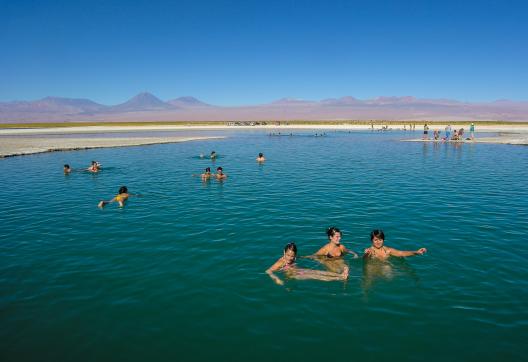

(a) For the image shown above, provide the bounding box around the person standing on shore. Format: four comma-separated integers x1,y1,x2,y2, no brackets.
470,123,475,140
445,124,452,140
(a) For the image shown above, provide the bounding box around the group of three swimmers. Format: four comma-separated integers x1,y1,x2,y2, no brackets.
266,227,427,285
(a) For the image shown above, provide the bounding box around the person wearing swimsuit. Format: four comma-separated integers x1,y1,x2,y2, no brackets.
214,166,227,180
313,227,359,259
98,186,136,208
87,160,101,173
201,167,212,181
363,229,427,260
266,243,349,285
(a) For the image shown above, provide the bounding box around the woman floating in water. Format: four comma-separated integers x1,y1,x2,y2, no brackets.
266,243,349,285
313,227,359,259
214,166,227,180
87,160,101,173
98,186,136,208
363,229,427,259
256,153,266,162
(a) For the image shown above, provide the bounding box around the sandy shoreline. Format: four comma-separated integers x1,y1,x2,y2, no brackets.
0,136,224,158
1,124,527,158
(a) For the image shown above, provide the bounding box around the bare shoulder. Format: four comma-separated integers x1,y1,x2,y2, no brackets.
268,258,285,272
315,243,330,255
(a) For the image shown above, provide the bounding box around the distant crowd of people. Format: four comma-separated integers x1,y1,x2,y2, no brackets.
423,123,476,141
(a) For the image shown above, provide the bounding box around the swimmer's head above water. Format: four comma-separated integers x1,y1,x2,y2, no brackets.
326,226,342,245
370,229,385,248
283,242,297,263
118,186,128,194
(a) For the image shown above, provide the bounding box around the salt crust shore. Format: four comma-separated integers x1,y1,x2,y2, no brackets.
1,124,527,158
0,136,224,158
1,124,528,135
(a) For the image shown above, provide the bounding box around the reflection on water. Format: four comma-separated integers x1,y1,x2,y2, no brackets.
361,258,420,295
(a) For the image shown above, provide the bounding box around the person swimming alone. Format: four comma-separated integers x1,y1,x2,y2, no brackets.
256,153,266,162
64,164,72,174
98,186,137,208
363,229,427,259
312,227,359,259
210,151,217,160
266,242,349,285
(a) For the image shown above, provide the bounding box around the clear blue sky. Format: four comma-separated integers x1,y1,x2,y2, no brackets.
1,0,527,105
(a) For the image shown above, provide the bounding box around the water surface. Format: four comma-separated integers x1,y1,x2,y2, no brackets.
1,130,527,361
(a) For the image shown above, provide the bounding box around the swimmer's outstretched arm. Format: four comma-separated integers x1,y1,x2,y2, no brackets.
342,245,359,258
387,247,427,257
266,259,285,286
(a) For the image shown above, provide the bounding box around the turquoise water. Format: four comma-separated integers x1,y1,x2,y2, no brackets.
1,130,527,361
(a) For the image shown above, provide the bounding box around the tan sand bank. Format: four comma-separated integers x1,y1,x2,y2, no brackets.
0,136,223,158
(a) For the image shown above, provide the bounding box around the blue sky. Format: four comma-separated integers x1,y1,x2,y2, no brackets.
1,0,527,105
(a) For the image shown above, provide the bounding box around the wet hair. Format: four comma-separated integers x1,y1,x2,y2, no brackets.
211,151,216,155
91,161,97,165
284,242,297,255
258,153,263,157
64,164,70,168
205,167,211,172
326,226,341,239
217,166,223,171
370,229,385,241
118,186,128,194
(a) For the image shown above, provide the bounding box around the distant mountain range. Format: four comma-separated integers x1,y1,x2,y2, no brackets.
1,92,527,122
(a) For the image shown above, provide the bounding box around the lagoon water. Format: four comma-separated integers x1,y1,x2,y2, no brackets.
1,130,527,361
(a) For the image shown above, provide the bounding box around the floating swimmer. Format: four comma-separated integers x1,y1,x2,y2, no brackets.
266,242,349,285
63,164,72,174
98,186,138,208
214,166,227,180
312,227,359,259
256,152,266,162
87,160,101,173
363,229,427,259
210,151,217,160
